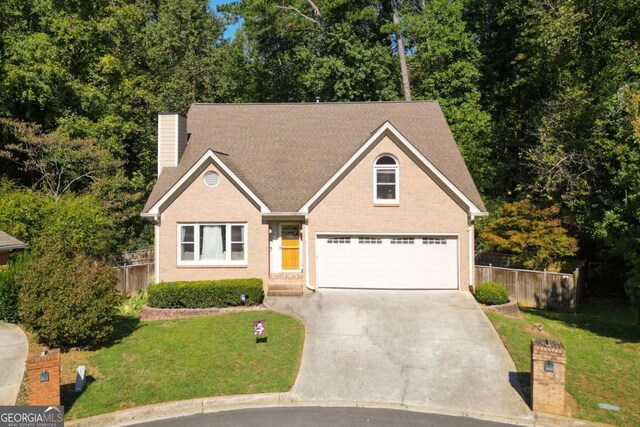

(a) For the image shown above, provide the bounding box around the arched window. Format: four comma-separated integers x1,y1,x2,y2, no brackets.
374,155,399,203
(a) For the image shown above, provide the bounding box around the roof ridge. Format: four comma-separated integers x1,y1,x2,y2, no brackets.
190,101,438,106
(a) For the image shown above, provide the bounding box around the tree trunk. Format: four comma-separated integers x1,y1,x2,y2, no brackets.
392,0,411,101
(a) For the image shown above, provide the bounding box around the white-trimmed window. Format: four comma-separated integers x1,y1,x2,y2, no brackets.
374,155,399,203
178,223,246,264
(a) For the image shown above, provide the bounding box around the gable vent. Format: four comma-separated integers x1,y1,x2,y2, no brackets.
204,171,220,187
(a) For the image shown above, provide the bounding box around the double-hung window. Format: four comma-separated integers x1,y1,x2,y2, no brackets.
374,155,399,203
178,223,246,264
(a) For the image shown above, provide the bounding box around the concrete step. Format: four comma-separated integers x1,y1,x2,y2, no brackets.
267,282,304,297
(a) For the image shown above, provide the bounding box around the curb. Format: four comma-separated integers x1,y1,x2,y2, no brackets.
64,393,610,427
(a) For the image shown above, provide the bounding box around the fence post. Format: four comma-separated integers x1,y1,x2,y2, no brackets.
146,264,151,289
489,263,493,282
514,269,519,304
125,266,130,293
572,268,580,312
543,269,548,308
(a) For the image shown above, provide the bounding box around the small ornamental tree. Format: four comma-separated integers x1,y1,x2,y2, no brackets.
479,199,578,271
18,238,120,348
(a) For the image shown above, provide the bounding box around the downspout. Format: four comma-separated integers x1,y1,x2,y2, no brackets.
468,214,475,293
154,214,161,284
304,221,315,292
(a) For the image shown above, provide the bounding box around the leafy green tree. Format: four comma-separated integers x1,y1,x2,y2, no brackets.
0,118,123,198
400,0,495,194
224,0,401,102
479,199,578,270
0,181,117,257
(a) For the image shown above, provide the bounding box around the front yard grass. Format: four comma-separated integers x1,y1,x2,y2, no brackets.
485,299,639,426
63,311,304,420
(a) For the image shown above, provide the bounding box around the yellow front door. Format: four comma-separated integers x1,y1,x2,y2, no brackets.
281,225,300,270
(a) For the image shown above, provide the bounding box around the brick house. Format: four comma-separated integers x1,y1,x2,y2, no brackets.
142,102,487,293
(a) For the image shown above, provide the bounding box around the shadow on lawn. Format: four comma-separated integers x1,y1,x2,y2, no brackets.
61,375,96,413
90,315,144,351
61,316,142,414
521,298,639,344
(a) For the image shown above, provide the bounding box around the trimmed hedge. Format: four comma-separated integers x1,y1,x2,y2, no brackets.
147,278,264,309
475,282,509,305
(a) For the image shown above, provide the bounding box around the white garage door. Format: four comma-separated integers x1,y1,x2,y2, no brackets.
316,235,458,289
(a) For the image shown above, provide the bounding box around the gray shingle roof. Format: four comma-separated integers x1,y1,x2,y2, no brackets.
143,101,486,214
0,230,27,251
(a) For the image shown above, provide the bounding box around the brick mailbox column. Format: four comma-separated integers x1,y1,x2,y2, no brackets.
531,339,566,414
27,349,61,406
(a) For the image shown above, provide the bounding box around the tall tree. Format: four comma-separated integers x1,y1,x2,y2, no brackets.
223,0,401,102
401,0,495,194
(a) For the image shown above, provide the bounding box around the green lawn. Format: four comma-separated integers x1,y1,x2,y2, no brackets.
485,299,639,426
64,311,304,420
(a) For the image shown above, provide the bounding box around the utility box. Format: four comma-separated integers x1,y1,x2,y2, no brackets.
531,339,566,414
27,349,61,406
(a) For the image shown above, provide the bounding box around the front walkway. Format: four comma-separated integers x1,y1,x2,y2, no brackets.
267,290,531,419
0,322,28,405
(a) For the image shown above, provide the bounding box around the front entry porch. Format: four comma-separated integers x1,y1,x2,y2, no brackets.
267,221,305,296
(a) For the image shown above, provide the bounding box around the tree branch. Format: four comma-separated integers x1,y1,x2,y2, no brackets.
304,0,321,18
276,5,319,24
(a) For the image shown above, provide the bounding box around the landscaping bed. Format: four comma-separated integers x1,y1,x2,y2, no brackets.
139,304,267,321
60,311,304,420
485,298,639,426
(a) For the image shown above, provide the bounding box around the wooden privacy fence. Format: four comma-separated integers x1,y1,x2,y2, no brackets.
114,263,154,293
475,265,584,312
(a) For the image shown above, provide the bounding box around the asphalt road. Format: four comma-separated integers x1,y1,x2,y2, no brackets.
134,407,519,427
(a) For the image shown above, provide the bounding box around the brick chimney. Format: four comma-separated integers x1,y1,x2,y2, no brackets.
157,112,187,175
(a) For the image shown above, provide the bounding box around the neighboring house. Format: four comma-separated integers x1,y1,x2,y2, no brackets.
0,230,27,267
142,102,488,292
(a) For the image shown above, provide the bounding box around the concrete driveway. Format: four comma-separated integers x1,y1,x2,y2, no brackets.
0,322,28,405
266,290,531,419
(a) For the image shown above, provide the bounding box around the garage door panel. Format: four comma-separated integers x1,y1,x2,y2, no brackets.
317,235,458,289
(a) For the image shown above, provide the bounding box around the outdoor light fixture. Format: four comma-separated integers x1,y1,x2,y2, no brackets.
40,370,49,382
544,360,555,372
240,294,247,305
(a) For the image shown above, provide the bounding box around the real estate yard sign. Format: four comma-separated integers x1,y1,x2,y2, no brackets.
253,320,267,344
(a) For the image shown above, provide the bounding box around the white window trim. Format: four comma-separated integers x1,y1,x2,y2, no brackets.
176,222,248,266
373,154,399,204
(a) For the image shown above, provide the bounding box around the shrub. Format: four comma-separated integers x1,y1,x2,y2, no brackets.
475,282,509,305
18,240,121,347
148,279,264,309
0,251,35,322
120,290,148,317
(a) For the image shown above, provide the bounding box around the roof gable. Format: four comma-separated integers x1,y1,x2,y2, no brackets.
143,149,270,216
300,122,484,214
143,102,487,215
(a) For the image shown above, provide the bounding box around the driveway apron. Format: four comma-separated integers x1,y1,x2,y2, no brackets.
266,290,531,419
0,321,28,405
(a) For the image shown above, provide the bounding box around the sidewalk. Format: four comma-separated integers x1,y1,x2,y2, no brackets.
0,321,28,405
